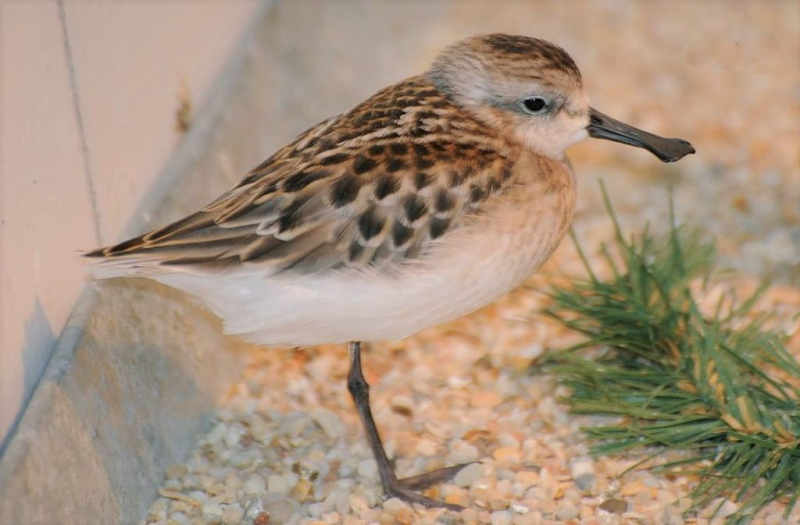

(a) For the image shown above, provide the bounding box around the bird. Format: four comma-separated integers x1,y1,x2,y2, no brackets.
85,34,694,510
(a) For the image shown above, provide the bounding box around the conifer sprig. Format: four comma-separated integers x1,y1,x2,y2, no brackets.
540,185,800,523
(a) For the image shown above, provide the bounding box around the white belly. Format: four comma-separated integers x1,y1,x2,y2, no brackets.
153,160,576,346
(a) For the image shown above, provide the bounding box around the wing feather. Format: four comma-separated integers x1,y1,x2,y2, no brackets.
87,76,521,276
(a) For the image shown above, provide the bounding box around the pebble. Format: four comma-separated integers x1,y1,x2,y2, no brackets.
469,391,503,408
201,499,222,517
490,499,510,511
221,505,244,525
492,447,521,463
620,481,648,496
267,473,296,495
454,463,485,487
395,508,415,525
266,500,295,523
491,510,513,525
166,465,189,479
149,498,169,521
700,498,739,519
188,491,208,504
167,513,188,525
570,460,596,490
460,508,479,523
381,498,409,514
356,459,377,479
224,425,242,448
243,475,266,495
230,453,254,469
253,511,271,525
311,409,345,439
347,494,369,514
556,503,578,521
599,498,627,515
512,513,540,525
415,438,438,456
334,493,349,515
206,423,227,445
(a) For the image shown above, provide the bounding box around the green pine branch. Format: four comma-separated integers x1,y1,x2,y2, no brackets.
537,183,800,524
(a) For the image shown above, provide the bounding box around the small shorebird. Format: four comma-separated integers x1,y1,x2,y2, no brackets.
86,34,694,509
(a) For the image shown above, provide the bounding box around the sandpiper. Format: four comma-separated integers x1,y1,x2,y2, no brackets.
86,34,694,510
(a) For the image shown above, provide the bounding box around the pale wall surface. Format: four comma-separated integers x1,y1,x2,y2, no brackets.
0,0,262,451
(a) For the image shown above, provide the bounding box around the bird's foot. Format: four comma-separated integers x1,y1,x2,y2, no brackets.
382,462,476,511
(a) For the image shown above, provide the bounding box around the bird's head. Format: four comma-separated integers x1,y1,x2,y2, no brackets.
427,34,694,163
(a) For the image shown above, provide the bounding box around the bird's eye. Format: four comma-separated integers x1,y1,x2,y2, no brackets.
522,97,547,114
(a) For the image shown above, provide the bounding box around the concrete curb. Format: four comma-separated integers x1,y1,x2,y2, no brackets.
0,2,276,523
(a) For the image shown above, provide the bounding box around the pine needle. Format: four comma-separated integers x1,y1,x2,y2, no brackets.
538,183,800,524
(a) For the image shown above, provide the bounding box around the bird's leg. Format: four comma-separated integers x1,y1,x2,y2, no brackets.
347,341,473,511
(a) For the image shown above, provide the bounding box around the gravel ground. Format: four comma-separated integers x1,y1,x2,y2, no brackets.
143,2,799,524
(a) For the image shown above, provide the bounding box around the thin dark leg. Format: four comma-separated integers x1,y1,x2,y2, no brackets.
347,341,473,511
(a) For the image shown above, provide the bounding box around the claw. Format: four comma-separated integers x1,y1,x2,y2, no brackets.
397,462,477,491
384,483,464,511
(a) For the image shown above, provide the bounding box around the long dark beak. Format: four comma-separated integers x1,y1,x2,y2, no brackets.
587,108,695,162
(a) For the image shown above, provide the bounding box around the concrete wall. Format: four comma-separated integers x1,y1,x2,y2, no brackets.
0,0,262,452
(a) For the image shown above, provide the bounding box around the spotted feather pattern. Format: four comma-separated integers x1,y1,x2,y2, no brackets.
88,76,522,274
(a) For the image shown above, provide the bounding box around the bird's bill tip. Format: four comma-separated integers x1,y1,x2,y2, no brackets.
587,107,695,163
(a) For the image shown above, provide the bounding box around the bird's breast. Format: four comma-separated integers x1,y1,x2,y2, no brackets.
422,152,577,305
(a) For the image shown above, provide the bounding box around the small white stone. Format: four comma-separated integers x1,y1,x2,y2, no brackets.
201,499,223,517
166,512,187,525
415,438,438,456
182,474,200,490
570,460,596,490
243,475,266,495
349,493,370,514
509,504,529,514
449,444,480,464
148,498,169,521
334,492,350,515
223,426,242,448
511,512,541,525
249,415,271,442
490,510,513,525
621,512,646,520
382,497,410,514
220,505,244,525
267,472,297,495
497,433,521,450
454,463,485,487
165,464,188,479
163,478,182,490
230,453,254,469
321,512,342,524
188,491,208,504
198,474,215,491
311,409,345,439
206,423,227,445
187,457,210,474
308,502,328,517
266,499,295,523
715,499,739,519
357,459,378,479
556,503,579,521
764,511,785,525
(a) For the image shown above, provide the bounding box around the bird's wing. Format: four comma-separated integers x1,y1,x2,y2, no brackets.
86,77,519,275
